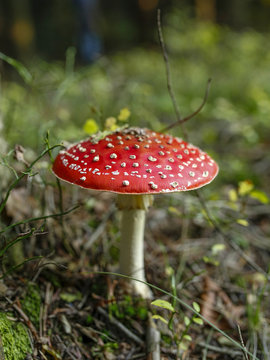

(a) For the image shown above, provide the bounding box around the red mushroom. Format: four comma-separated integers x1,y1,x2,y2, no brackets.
52,127,218,297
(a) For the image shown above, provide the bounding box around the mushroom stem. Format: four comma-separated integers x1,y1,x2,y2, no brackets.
117,194,153,298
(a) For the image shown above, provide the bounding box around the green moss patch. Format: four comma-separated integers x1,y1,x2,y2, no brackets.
0,313,32,360
21,282,41,328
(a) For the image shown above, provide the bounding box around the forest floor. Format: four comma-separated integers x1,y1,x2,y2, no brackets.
1,158,270,360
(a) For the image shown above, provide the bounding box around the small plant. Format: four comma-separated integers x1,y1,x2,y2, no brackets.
151,298,203,355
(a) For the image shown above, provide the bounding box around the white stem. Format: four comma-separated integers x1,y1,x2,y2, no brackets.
117,194,153,298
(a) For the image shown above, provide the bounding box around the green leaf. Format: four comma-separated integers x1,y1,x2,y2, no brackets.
184,316,191,326
211,243,226,255
178,341,189,351
152,314,168,324
183,334,192,341
238,180,253,196
151,299,175,312
250,190,269,204
237,219,249,227
60,292,82,303
193,317,204,325
192,302,201,313
0,52,32,84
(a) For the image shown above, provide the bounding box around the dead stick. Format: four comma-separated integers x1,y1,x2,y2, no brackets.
7,298,39,341
237,324,250,360
157,9,187,140
97,306,144,346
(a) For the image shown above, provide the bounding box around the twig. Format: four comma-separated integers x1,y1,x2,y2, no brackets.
237,323,250,360
161,78,212,133
0,205,80,234
146,314,160,360
157,9,187,140
97,306,144,346
7,297,39,341
198,342,243,357
0,144,63,214
42,282,52,338
0,256,43,280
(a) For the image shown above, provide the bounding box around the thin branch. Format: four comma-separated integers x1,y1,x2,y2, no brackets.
97,306,144,346
0,205,80,234
237,323,250,360
157,9,187,140
0,144,63,214
0,256,43,279
161,78,212,133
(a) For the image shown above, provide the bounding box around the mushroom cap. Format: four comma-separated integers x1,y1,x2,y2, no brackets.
52,127,218,194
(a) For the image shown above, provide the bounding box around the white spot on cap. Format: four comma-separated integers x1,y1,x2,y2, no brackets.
159,151,165,156
177,154,183,159
121,162,126,167
148,156,157,162
90,149,96,154
168,158,174,163
170,181,178,188
132,163,139,167
122,180,129,186
112,170,120,175
105,165,111,169
80,176,86,181
107,143,114,148
202,171,209,177
110,153,117,159
93,155,99,162
129,155,136,159
189,171,195,177
149,182,158,189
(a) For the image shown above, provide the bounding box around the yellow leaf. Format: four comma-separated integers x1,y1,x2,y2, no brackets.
105,117,117,131
211,243,226,255
118,107,131,121
83,118,99,135
152,314,168,324
237,219,249,226
168,206,182,216
151,299,175,312
238,180,254,196
250,190,269,204
228,189,238,202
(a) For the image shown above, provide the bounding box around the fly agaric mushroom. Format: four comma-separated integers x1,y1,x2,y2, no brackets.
52,127,218,297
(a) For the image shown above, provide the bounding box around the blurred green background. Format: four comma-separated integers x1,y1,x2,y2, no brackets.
1,0,270,192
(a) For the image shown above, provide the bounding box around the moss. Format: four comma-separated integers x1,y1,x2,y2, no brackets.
21,282,41,328
0,313,32,360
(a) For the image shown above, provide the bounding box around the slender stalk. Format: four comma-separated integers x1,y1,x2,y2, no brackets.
117,194,153,297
